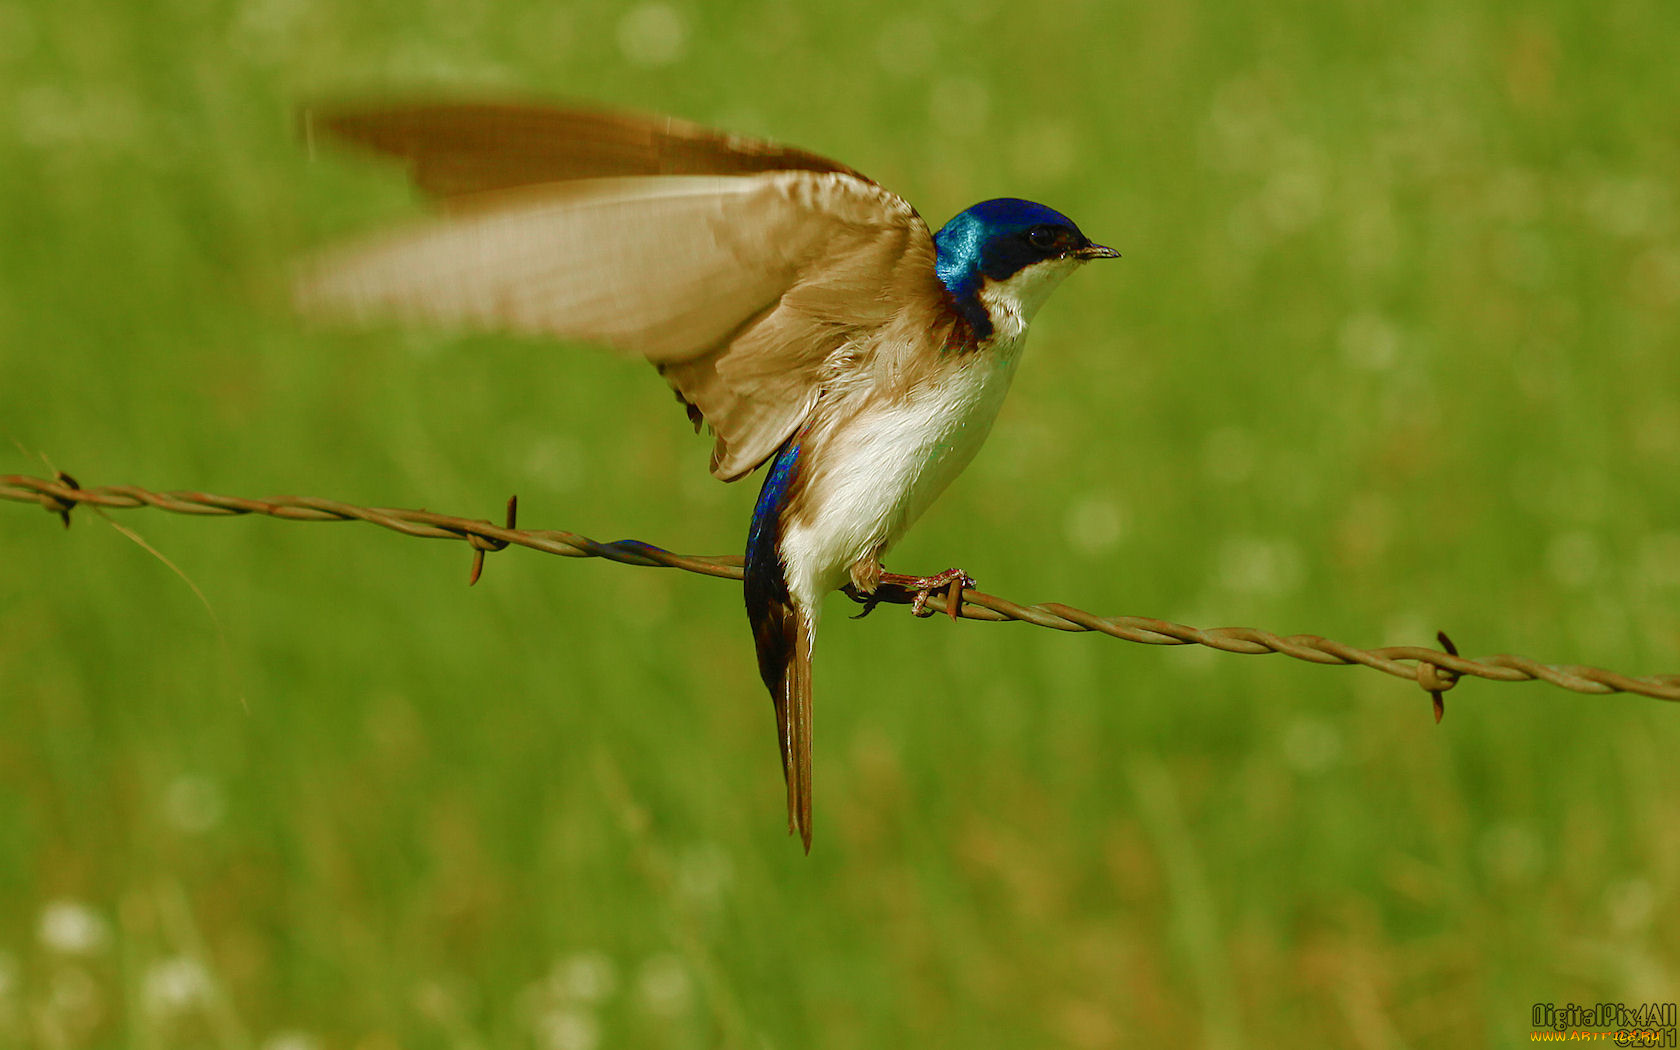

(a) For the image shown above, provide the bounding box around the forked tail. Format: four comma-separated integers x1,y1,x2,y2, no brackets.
748,596,815,851
744,437,816,851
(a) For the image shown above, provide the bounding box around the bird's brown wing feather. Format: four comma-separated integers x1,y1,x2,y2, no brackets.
306,101,870,206
297,165,940,480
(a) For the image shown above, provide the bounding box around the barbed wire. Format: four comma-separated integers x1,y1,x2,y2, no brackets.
5,471,1678,713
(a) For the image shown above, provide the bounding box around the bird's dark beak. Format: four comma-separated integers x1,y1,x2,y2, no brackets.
1074,242,1121,260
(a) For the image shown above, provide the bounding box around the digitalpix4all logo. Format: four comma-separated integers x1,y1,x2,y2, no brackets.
1530,1002,1679,1045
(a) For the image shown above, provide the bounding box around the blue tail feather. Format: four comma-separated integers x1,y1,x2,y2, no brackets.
744,437,812,847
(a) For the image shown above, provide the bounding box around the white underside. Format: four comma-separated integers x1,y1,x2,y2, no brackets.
774,258,1080,614
778,331,1027,611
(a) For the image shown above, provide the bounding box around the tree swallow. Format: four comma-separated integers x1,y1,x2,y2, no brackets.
296,101,1118,851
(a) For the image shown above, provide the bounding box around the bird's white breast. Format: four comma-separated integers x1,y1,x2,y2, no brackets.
779,331,1027,608
775,256,1080,610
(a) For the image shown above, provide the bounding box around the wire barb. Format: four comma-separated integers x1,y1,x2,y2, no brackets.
1418,630,1461,723
5,471,1678,706
43,470,79,528
467,495,518,585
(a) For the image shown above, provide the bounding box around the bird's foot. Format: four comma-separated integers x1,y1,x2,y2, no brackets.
880,568,975,621
845,587,887,620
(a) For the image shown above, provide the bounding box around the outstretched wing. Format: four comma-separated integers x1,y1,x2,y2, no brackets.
296,103,942,480
305,100,870,201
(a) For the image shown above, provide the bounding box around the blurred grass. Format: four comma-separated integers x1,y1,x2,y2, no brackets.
2,0,1678,1046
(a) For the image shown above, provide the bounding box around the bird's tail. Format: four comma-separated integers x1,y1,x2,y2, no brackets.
744,436,815,851
749,596,815,851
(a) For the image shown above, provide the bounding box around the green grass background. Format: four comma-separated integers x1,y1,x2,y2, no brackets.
3,0,1678,1046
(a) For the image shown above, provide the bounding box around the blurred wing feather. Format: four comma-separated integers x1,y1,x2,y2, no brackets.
307,101,870,204
297,167,938,479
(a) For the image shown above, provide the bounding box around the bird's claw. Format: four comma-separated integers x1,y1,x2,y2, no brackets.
884,568,975,622
846,588,887,620
842,568,976,621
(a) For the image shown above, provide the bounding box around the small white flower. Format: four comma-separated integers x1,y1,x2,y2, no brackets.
521,435,586,494
164,775,225,833
537,1006,600,1050
676,843,734,909
142,956,211,1017
1214,535,1305,597
1063,494,1127,557
636,953,691,1018
1338,312,1402,372
553,952,617,1004
38,900,109,956
616,3,687,68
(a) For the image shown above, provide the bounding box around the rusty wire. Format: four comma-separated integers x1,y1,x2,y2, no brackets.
5,471,1678,711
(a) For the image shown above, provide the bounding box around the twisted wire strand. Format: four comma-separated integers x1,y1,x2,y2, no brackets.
5,472,1677,706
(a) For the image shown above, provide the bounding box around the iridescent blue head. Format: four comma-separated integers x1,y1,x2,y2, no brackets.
932,198,1117,341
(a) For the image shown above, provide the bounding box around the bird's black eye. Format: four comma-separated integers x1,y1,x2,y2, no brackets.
1026,226,1061,251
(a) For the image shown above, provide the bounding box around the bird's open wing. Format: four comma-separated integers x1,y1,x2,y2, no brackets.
297,105,941,480
305,101,870,201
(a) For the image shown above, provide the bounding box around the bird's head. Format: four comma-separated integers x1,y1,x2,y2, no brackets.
933,198,1117,341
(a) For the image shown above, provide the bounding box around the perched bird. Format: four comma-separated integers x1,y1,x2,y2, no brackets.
295,101,1117,851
